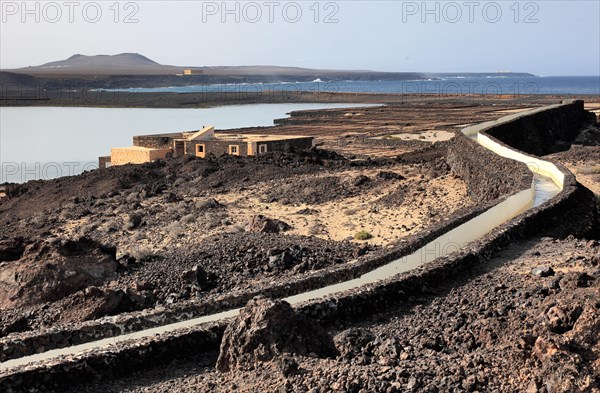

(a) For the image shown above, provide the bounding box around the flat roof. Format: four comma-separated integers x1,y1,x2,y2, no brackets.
134,132,312,142
112,146,169,152
135,132,183,138
209,133,312,142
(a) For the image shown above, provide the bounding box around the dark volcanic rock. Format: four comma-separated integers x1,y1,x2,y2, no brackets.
181,264,216,291
196,197,222,210
245,215,292,234
216,296,338,372
0,238,26,262
126,213,143,230
544,303,583,334
0,237,118,309
531,266,555,277
558,271,594,290
334,327,375,361
574,124,600,146
376,170,405,180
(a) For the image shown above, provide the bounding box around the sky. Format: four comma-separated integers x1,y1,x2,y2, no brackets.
1,0,599,75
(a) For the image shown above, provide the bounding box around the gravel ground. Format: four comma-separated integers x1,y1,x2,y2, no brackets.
67,236,600,393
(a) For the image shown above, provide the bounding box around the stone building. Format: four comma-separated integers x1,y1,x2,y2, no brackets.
99,126,314,167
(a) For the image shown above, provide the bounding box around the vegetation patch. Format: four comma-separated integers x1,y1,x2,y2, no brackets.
354,230,373,240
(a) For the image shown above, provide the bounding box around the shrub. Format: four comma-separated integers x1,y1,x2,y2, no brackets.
354,230,373,240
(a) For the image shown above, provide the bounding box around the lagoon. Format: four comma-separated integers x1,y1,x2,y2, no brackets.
0,103,370,183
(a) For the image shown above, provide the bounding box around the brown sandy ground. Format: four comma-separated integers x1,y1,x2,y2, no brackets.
65,236,600,393
548,146,600,197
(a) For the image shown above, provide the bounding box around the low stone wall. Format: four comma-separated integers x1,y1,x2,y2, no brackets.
474,104,597,238
0,200,501,363
446,134,531,203
1,101,597,392
0,130,533,364
1,322,226,393
260,137,314,153
355,136,430,150
485,100,596,156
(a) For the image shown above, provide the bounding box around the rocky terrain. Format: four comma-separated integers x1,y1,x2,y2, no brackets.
550,145,600,197
5,98,555,336
0,143,473,335
1,98,598,393
65,236,600,393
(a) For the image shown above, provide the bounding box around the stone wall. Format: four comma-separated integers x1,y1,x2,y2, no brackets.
446,134,532,203
485,100,596,156
133,135,174,149
188,140,250,157
183,137,314,157
111,147,172,166
0,323,226,393
260,137,314,153
98,156,111,170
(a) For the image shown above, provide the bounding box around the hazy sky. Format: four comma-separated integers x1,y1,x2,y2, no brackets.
1,1,599,75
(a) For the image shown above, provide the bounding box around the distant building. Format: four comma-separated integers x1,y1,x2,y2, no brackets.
99,126,314,168
182,69,203,75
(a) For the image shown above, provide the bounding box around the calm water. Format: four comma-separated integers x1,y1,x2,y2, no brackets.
0,103,373,183
108,76,600,96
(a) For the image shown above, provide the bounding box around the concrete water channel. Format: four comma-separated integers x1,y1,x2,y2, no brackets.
0,106,565,372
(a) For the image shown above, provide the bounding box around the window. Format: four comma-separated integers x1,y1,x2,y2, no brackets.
258,144,268,154
229,145,239,155
195,144,205,157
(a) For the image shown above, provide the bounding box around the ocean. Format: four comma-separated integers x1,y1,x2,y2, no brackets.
107,76,600,96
